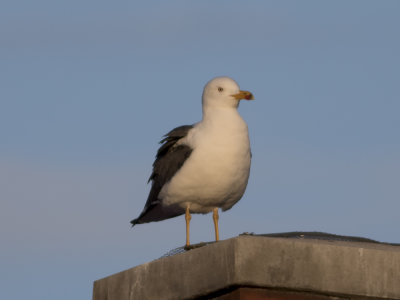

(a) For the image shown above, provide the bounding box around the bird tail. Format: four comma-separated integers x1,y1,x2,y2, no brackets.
130,218,140,227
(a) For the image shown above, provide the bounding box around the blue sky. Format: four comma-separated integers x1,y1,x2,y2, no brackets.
1,1,399,299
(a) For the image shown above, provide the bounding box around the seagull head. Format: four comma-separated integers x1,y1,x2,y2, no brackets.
202,77,254,110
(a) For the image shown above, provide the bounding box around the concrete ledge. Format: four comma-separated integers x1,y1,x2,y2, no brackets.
93,235,400,300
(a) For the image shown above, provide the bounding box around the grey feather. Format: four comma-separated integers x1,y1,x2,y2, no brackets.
131,125,194,226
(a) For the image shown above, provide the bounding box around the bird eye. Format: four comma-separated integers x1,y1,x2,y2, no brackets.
218,87,223,92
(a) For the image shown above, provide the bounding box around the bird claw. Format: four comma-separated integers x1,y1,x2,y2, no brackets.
184,242,211,251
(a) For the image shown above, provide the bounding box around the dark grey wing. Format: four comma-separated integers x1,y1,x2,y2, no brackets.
131,125,194,226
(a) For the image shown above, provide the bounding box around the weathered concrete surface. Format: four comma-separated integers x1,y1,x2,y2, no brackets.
93,235,400,300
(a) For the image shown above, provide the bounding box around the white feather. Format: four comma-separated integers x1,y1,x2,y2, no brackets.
159,77,252,213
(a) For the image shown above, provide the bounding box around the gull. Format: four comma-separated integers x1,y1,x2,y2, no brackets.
131,76,254,247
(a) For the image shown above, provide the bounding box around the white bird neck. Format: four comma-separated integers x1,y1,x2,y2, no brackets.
202,105,240,119
201,106,246,130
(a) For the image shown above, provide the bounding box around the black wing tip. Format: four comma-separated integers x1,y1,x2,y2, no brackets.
130,218,139,227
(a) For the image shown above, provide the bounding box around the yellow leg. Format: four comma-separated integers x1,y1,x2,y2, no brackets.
185,206,191,247
213,208,219,242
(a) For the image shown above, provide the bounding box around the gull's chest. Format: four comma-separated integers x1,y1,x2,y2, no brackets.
160,112,252,211
183,119,252,192
193,127,250,174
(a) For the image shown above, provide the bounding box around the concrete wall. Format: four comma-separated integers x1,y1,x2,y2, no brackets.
93,235,400,300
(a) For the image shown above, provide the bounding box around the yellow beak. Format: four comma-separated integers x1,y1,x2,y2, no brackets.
231,90,254,101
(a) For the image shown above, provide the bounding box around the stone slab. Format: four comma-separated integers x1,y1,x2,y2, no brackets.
93,235,400,300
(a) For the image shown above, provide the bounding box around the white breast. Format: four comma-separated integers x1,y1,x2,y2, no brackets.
159,108,251,213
